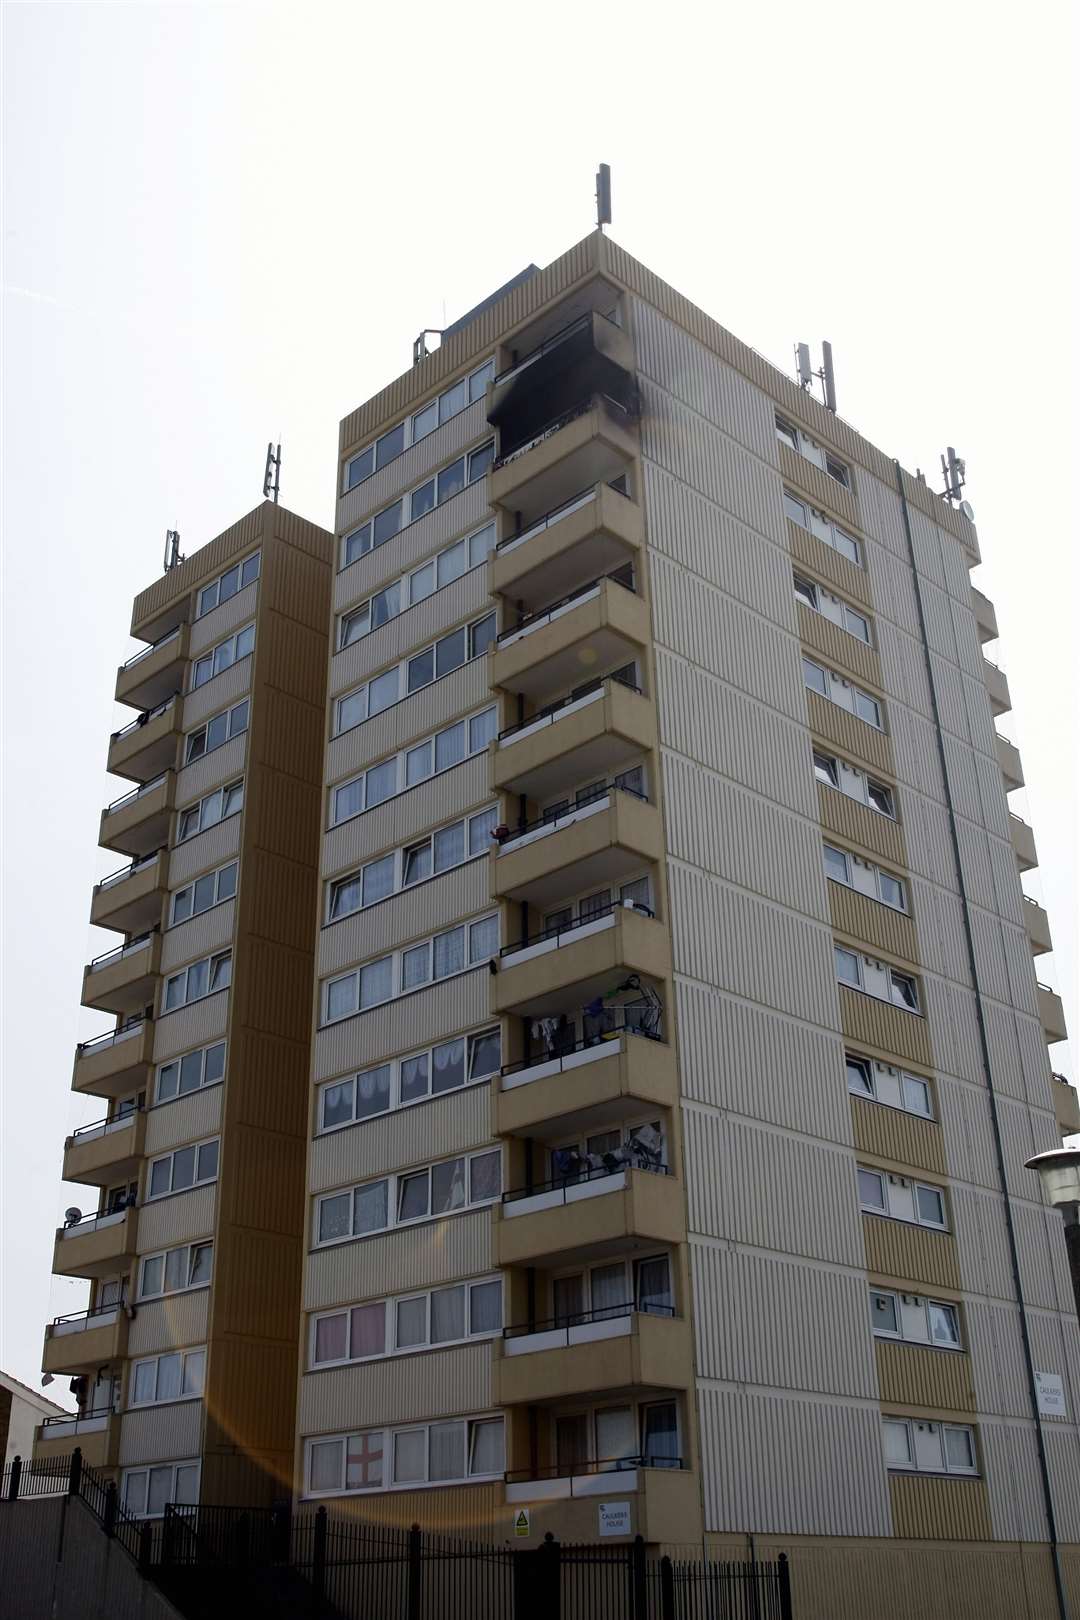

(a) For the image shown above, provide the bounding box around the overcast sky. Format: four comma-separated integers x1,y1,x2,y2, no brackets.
2,0,1076,1395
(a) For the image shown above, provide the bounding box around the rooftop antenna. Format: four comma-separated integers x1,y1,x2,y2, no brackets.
413,329,444,367
938,446,966,505
795,342,838,412
595,163,612,230
263,441,281,504
163,529,184,573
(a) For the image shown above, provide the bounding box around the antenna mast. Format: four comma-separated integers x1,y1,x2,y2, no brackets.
595,163,612,230
162,529,184,573
263,442,282,504
938,446,966,505
794,342,838,413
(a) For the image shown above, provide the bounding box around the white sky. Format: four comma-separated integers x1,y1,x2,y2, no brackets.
2,0,1076,1396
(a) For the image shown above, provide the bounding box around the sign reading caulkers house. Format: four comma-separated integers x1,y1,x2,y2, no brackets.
598,1502,632,1538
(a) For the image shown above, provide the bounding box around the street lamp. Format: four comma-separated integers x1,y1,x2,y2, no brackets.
1025,1147,1080,1320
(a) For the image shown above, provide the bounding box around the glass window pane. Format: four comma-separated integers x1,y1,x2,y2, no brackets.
440,379,467,422
240,554,260,588
393,1430,426,1484
218,565,240,604
173,1464,199,1506
870,1291,898,1334
592,1263,629,1320
845,608,871,643
469,708,497,753
157,1062,179,1102
141,1256,164,1298
642,1402,679,1464
437,542,466,588
431,1157,466,1214
469,1150,501,1204
362,855,395,907
429,1420,465,1482
430,1286,465,1344
917,1185,944,1226
376,423,405,469
156,1353,182,1403
149,1158,171,1198
334,779,363,822
346,1431,384,1491
929,1303,959,1346
405,741,432,785
883,1421,911,1465
147,1467,173,1517
469,915,498,962
368,669,399,717
365,759,397,807
945,1428,974,1470
891,973,919,1011
903,1075,932,1116
858,1169,885,1209
597,1406,636,1462
189,1244,212,1286
431,1039,464,1094
314,1313,348,1364
321,1079,354,1132
469,806,498,855
433,926,464,979
823,845,848,884
353,1181,388,1235
196,1140,218,1181
204,1043,226,1085
435,722,466,772
210,953,231,991
347,447,374,489
469,1028,500,1079
350,1301,386,1359
846,1057,873,1095
433,822,465,872
409,561,435,603
437,458,466,505
402,944,431,990
835,948,860,986
470,1419,504,1476
410,479,436,521
834,529,860,563
469,360,495,401
192,874,215,914
468,441,495,482
879,873,905,910
469,523,495,566
132,1361,157,1404
403,841,433,887
802,658,828,696
400,1053,429,1104
470,1280,501,1334
330,875,362,920
326,975,356,1022
372,502,402,548
396,1296,428,1348
343,524,371,566
855,691,881,727
636,1256,672,1314
217,863,237,902
398,1170,429,1223
435,627,466,678
164,1248,186,1293
412,401,438,440
783,493,806,526
171,1146,196,1190
407,647,435,693
319,1193,352,1243
370,582,401,629
186,959,209,1000
355,1065,390,1121
309,1440,342,1492
470,614,497,657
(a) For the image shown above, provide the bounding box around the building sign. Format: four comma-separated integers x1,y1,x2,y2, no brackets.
513,1509,531,1537
1035,1371,1067,1418
598,1502,631,1538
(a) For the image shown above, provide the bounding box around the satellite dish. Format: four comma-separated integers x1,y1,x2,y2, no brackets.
41,1373,55,1388
63,1207,83,1226
960,499,975,522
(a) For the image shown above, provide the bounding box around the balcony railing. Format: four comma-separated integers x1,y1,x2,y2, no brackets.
503,1159,670,1210
40,1405,117,1432
70,1106,142,1142
496,486,601,555
104,773,167,816
493,311,621,390
505,1454,687,1485
51,1301,125,1332
493,394,634,472
496,779,647,854
504,1301,675,1341
501,898,654,959
110,695,177,743
95,850,163,893
76,1018,148,1056
501,1017,664,1080
496,566,636,646
87,929,158,974
59,1207,132,1238
119,626,181,672
498,671,641,744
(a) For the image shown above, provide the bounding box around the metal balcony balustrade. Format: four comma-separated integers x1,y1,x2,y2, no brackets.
95,850,163,893
50,1301,126,1332
493,394,635,471
498,671,642,744
501,1018,664,1080
119,626,182,672
70,1105,142,1142
76,1017,148,1056
495,778,648,853
501,898,654,959
496,565,636,646
110,695,178,744
104,773,168,816
87,929,158,974
502,1158,670,1209
503,1300,676,1340
40,1404,117,1431
504,1453,687,1484
495,483,623,555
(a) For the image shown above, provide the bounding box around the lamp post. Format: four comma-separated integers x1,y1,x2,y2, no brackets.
1025,1147,1080,1321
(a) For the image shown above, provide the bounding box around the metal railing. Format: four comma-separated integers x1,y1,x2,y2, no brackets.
50,1300,125,1328
76,1017,147,1056
504,1301,675,1339
503,1159,670,1206
495,565,635,644
59,1205,132,1235
500,1018,664,1077
505,1453,687,1483
501,897,654,958
87,928,157,973
95,849,163,892
70,1105,141,1141
104,773,168,816
497,778,646,850
118,625,182,672
40,1405,116,1430
493,309,621,388
493,393,634,472
110,695,178,744
498,670,642,743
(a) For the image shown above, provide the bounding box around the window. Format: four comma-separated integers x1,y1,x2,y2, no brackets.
877,872,905,910
809,746,897,820
335,524,495,648
342,363,495,500
330,707,496,826
170,862,238,926
775,416,798,452
776,420,851,488
327,808,496,923
190,623,255,690
813,751,839,788
882,1418,977,1476
834,948,922,1015
845,1053,934,1119
835,947,861,987
784,489,861,563
867,780,895,817
314,1148,501,1247
844,606,871,643
870,1289,961,1349
310,1278,502,1369
854,690,881,727
185,700,249,765
340,438,496,566
858,1166,948,1230
802,657,884,730
823,844,849,884
196,554,260,618
176,780,244,842
335,613,497,736
138,1242,213,1300
793,575,818,611
322,914,498,1024
147,1138,220,1199
802,657,828,697
156,1041,225,1104
129,1348,206,1406
122,1460,200,1518
308,1414,503,1497
890,970,919,1012
822,843,907,913
793,570,874,644
162,951,232,1013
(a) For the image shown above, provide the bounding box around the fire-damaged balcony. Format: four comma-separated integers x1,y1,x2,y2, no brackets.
488,310,636,454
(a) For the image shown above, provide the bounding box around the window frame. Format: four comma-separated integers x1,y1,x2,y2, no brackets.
317,1026,501,1134
334,611,498,737
337,522,495,649
321,912,498,1026
314,1147,503,1250
341,361,495,501
309,1275,503,1370
195,554,260,619
121,1459,201,1519
137,1241,214,1302
169,861,238,927
340,437,496,567
845,1051,934,1121
329,707,497,828
783,488,861,563
189,623,256,691
305,1412,504,1499
155,1041,226,1105
869,1289,961,1351
882,1417,978,1477
859,1166,948,1231
128,1346,207,1407
145,1137,220,1201
802,657,884,732
162,950,233,1014
176,779,245,844
184,699,249,766
822,842,907,914
775,419,851,489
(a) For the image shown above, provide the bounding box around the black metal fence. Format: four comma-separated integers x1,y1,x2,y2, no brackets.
2,1451,793,1620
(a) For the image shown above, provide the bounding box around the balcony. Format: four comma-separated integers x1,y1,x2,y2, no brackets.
495,1164,684,1269
494,901,671,1019
106,698,182,782
62,1108,146,1187
35,1408,119,1470
1053,1075,1080,1139
489,309,635,449
495,1306,691,1408
115,624,190,710
503,1457,697,1546
490,397,639,529
493,785,663,910
81,930,161,1016
43,1305,129,1377
90,850,167,935
982,659,1011,717
996,734,1023,791
494,677,656,802
1009,814,1038,872
972,587,998,644
72,1019,154,1100
1037,984,1067,1045
53,1207,137,1279
496,1027,677,1140
99,772,175,857
492,571,651,707
1022,896,1052,956
493,483,643,610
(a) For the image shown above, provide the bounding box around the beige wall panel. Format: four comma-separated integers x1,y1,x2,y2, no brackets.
797,602,882,691
118,1399,203,1467
674,978,852,1144
309,1083,493,1195
816,783,906,870
1044,1425,1080,1542
631,297,775,463
137,1184,216,1254
322,755,491,883
900,793,956,891
690,1242,878,1398
188,580,258,657
861,1214,962,1292
789,522,874,610
697,1384,893,1537
161,899,236,974
638,379,781,544
144,1086,223,1156
805,689,893,777
167,812,242,890
332,568,491,697
982,1420,1057,1542
303,1209,493,1312
874,1340,976,1413
317,860,489,978
641,461,791,619
127,1287,209,1356
175,733,248,809
684,1107,864,1268
180,655,252,733
777,440,860,531
921,981,984,1092
888,1474,992,1541
334,483,491,616
953,817,997,916
337,399,490,535
964,1298,1036,1420
661,752,828,921
850,1098,946,1177
327,660,491,790
839,988,933,1068
313,970,490,1083
873,613,934,720
317,1482,503,1536
152,989,229,1062
829,882,919,968
298,1342,491,1437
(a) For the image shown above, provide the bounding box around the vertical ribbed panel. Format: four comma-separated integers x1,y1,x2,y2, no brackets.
322,754,490,881
630,298,775,462
303,1209,492,1312
333,482,490,615
642,461,791,617
175,732,248,809
161,898,236,973
805,689,894,776
815,784,907,869
874,1339,976,1412
179,656,253,733
168,813,242,889
337,400,489,535
152,991,229,1062
298,1342,491,1436
317,861,489,977
981,1421,1049,1540
309,1083,492,1194
797,601,883,690
136,1183,216,1254
144,1086,223,1156
828,882,919,965
861,1215,962,1292
851,1097,946,1177
789,522,874,608
889,1474,992,1541
189,581,258,657
127,1289,209,1356
118,1400,203,1466
638,379,782,542
313,969,491,1082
